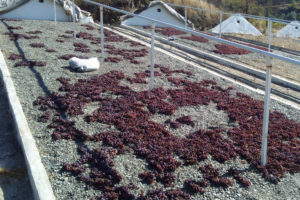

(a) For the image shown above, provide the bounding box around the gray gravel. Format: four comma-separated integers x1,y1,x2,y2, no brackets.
0,19,299,200
133,26,300,83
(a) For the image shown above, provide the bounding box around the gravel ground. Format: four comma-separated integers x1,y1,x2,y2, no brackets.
0,19,299,200
133,26,300,83
233,33,300,52
0,77,33,199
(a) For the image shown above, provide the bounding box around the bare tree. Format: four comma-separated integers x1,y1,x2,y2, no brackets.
128,0,134,9
245,0,249,14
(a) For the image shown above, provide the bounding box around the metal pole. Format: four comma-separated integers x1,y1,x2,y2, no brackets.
219,11,223,38
268,19,272,51
83,0,300,66
54,0,57,27
100,6,104,59
261,18,273,166
184,6,187,29
72,0,76,39
150,22,155,90
261,59,272,166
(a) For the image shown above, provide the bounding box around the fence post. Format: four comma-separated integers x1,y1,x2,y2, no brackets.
219,11,223,38
184,6,187,29
150,22,156,90
268,19,272,51
53,0,57,27
72,0,76,39
100,6,104,59
260,18,273,166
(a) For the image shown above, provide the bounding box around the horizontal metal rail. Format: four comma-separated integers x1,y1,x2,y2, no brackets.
84,0,300,66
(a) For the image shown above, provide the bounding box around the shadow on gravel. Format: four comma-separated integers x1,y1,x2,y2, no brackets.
1,20,51,97
0,80,33,200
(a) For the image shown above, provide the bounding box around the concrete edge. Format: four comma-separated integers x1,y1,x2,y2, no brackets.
0,51,56,200
121,25,300,92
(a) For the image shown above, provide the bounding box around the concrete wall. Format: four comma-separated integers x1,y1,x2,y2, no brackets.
0,0,71,21
122,4,185,28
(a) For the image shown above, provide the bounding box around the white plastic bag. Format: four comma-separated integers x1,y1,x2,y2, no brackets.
69,57,99,72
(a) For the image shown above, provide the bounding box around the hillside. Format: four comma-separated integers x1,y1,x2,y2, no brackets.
76,0,300,30
77,0,222,29
211,0,300,20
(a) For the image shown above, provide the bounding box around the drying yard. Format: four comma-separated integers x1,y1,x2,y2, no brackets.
0,19,299,200
132,25,300,83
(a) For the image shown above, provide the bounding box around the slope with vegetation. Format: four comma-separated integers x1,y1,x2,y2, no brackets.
76,0,220,29
76,0,300,31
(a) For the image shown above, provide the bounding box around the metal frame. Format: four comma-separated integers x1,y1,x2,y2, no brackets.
83,0,300,65
100,6,104,59
219,11,223,38
53,0,57,27
72,0,76,39
83,0,300,167
150,22,155,90
184,6,187,29
165,2,300,37
165,2,296,25
260,18,273,166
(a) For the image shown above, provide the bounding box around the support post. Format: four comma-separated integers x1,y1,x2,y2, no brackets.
219,11,223,38
54,0,57,27
150,22,156,90
261,58,272,166
184,6,187,29
261,18,273,166
268,18,272,51
72,0,76,39
100,6,104,59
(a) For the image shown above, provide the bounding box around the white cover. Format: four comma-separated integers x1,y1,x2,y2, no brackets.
122,0,193,28
275,21,300,38
69,57,99,72
57,0,93,23
211,14,262,36
149,1,191,26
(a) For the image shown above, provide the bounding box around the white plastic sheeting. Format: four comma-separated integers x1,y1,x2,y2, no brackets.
211,14,262,36
69,57,100,72
57,0,93,23
275,21,300,38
